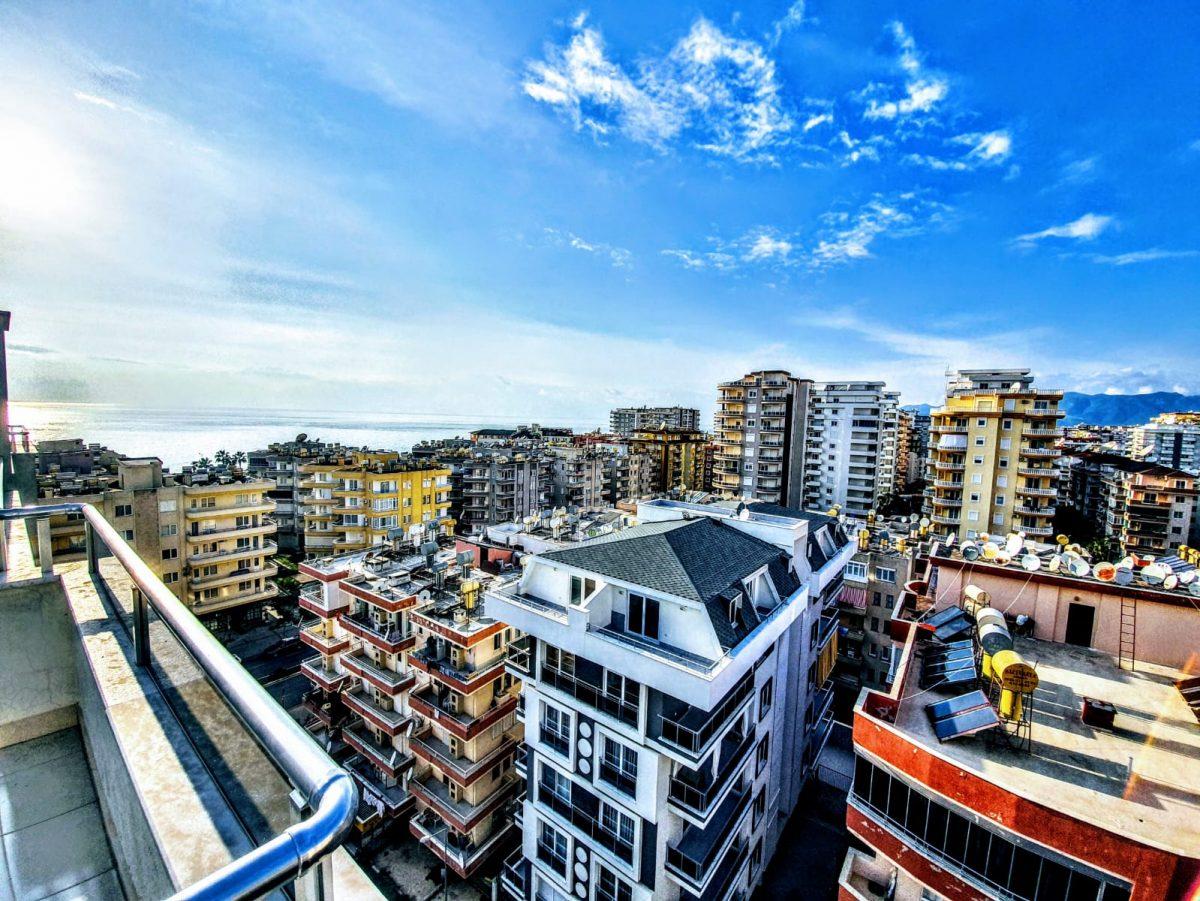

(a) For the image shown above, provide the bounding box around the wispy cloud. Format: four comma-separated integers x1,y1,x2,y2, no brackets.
768,1,806,48
905,130,1012,171
662,193,948,273
860,22,948,121
1087,248,1199,266
523,16,792,162
543,227,632,268
1015,212,1114,246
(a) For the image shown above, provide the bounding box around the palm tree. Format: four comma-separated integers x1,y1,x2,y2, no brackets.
214,449,231,468
195,456,213,469
231,451,247,475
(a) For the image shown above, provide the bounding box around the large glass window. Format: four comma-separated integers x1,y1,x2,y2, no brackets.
851,756,1131,901
599,736,637,796
541,702,571,756
537,820,568,876
596,864,632,901
627,594,660,640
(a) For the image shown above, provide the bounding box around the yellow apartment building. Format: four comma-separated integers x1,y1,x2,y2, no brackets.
925,369,1064,541
301,451,453,556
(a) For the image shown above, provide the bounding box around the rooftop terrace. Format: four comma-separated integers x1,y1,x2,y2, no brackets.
877,633,1200,857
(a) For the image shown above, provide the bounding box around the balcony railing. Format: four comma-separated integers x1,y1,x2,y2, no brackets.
667,728,754,819
1,502,357,900
537,781,634,864
653,673,753,758
505,634,534,676
540,665,640,727
665,784,752,888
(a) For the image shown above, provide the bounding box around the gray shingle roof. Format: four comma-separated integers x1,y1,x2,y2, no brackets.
540,517,801,650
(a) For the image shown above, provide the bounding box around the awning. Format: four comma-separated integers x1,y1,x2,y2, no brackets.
840,586,868,609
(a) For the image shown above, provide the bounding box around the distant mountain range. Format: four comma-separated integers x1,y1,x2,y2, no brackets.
903,393,1200,426
1060,392,1200,426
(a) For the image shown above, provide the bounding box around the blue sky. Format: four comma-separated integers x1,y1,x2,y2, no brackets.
2,1,1198,425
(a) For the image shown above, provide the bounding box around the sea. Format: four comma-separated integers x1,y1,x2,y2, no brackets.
13,402,584,471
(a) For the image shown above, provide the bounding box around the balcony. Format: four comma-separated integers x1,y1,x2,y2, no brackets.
668,728,754,821
410,647,506,691
410,770,519,834
409,686,520,741
0,498,364,898
186,539,276,565
184,497,275,519
345,753,410,814
188,516,278,540
665,784,752,891
651,673,753,760
536,782,635,865
930,513,961,526
338,609,416,654
500,848,530,901
932,478,965,489
410,808,516,879
300,622,351,655
300,657,351,691
1017,485,1057,497
540,665,640,728
188,562,278,588
1018,467,1056,479
343,723,415,780
340,650,416,695
1013,505,1053,517
411,728,519,786
1020,446,1059,458
343,688,412,736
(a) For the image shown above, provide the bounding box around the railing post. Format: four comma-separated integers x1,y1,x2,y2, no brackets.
132,587,151,668
291,788,334,901
85,521,99,573
36,517,53,575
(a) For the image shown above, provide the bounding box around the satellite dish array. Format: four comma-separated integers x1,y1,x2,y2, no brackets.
957,531,1200,596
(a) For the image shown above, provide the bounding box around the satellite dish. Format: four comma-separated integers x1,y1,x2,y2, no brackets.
944,532,957,547
1163,573,1179,591
1093,562,1116,582
982,542,1000,560
995,551,1012,566
1005,534,1023,557
1056,535,1069,547
909,513,919,523
962,542,981,561
1022,554,1042,572
1114,566,1134,586
1179,570,1197,585
919,517,931,529
1066,555,1091,577
1048,554,1063,573
1190,581,1200,598
1143,563,1169,585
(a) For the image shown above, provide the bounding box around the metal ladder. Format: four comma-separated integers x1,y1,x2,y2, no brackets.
1119,596,1137,671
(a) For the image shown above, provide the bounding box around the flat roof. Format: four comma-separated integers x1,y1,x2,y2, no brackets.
887,635,1200,856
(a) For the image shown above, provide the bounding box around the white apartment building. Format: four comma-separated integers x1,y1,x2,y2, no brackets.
802,383,900,518
492,498,854,901
610,407,701,436
1132,413,1200,474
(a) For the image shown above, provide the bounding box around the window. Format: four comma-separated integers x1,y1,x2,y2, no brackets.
599,802,635,854
851,756,1131,901
596,865,632,901
541,703,571,756
752,790,766,828
759,679,774,718
600,736,638,796
627,594,660,640
751,837,764,873
545,646,575,676
999,438,1012,450
974,436,986,446
538,762,571,806
114,504,133,518
120,529,134,541
875,567,896,583
969,493,981,502
160,524,177,537
976,418,986,428
755,733,770,775
967,511,980,522
998,457,1009,469
537,821,568,876
845,561,868,582
163,572,179,584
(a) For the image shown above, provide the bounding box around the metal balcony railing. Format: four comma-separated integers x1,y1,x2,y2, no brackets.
1,502,357,901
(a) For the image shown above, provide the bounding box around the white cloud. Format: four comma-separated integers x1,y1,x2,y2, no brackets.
802,112,833,131
808,193,948,268
543,227,633,268
1087,248,1199,266
746,233,793,261
523,16,792,162
904,129,1012,171
768,1,806,48
1015,213,1114,245
861,22,948,121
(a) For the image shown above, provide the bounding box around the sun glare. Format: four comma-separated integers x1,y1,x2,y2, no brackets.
0,120,85,227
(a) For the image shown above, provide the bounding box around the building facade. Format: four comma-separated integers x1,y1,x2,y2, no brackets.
924,369,1064,541
300,451,453,556
609,407,701,436
247,437,352,553
548,447,608,511
841,544,1200,901
493,498,854,901
802,383,900,518
1132,412,1200,473
628,427,708,494
458,450,553,536
714,371,813,507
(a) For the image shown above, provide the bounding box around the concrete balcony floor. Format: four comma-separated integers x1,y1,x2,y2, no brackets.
0,727,123,900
